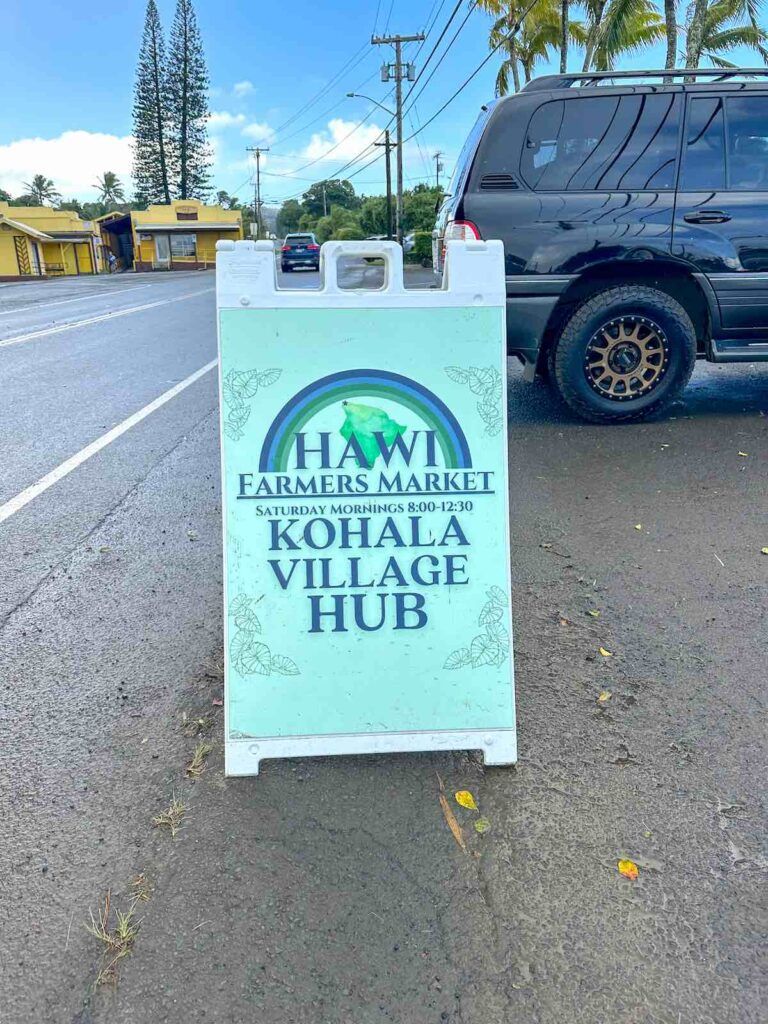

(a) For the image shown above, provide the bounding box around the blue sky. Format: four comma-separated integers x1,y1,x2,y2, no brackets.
0,0,763,204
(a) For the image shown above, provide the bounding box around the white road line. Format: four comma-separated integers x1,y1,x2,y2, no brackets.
0,359,218,525
0,288,214,349
0,282,155,316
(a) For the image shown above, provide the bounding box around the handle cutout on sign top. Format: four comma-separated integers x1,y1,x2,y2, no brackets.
320,240,405,295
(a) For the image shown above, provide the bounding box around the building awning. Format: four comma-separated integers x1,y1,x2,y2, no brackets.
135,223,241,232
0,215,54,241
45,231,95,241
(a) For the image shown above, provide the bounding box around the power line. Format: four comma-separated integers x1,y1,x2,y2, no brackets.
258,0,468,203
265,60,383,153
247,41,372,147
278,90,394,177
372,0,383,35
402,0,544,143
400,0,477,121
382,0,396,34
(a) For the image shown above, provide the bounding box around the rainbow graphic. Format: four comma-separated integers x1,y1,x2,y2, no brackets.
259,369,472,472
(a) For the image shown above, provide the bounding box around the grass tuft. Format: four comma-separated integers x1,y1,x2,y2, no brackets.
185,741,213,778
129,873,152,905
85,891,140,986
182,711,213,737
152,794,186,837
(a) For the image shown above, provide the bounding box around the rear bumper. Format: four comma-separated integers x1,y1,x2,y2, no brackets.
281,255,319,267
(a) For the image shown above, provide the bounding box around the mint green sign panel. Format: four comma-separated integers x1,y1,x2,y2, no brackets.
216,239,516,774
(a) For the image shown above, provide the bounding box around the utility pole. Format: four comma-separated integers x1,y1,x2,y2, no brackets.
374,130,394,239
322,182,328,217
433,151,444,190
246,146,269,239
371,31,424,245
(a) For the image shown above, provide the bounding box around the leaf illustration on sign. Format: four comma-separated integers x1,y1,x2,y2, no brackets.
444,365,503,436
444,586,510,670
222,367,281,441
228,595,300,679
339,400,406,468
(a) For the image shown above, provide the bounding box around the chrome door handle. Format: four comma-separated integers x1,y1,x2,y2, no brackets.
684,210,731,224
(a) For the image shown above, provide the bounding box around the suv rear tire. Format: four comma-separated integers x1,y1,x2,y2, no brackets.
552,286,697,423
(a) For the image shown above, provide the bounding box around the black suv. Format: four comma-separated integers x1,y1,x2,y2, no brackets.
434,69,768,422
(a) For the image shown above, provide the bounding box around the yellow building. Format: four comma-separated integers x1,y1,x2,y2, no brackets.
0,202,101,277
0,214,49,279
99,199,243,272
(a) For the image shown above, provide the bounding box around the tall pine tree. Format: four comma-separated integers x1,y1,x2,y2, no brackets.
132,0,172,205
167,0,211,200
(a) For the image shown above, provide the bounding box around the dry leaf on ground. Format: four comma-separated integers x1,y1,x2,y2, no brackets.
597,690,612,703
618,858,639,880
438,792,467,853
455,790,478,811
474,817,491,834
599,647,613,657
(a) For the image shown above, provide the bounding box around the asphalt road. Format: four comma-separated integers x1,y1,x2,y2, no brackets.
0,265,766,1024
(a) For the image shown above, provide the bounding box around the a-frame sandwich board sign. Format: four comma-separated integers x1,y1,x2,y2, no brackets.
216,238,515,775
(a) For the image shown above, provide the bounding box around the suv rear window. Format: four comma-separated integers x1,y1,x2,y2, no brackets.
521,94,681,192
727,96,768,189
286,235,314,245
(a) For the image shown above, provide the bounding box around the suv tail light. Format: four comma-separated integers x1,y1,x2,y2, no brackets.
445,220,481,242
307,244,319,251
281,245,290,251
441,219,482,265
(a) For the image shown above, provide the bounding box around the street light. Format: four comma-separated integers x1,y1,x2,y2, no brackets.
346,93,395,241
345,92,394,117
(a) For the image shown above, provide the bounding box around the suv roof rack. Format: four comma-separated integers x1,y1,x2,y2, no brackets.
522,68,768,91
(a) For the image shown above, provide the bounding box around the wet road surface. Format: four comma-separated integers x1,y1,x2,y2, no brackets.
1,266,766,1024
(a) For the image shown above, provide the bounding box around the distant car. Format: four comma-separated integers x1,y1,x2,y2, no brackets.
280,233,320,272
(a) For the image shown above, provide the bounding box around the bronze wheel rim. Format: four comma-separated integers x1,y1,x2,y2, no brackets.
584,315,669,402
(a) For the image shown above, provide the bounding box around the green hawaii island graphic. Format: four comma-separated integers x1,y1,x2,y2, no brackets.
340,401,406,468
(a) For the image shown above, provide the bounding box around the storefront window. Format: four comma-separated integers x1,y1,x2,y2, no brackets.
170,233,196,257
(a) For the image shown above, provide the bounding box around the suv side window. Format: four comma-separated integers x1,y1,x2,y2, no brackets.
680,97,726,190
521,94,681,191
726,96,768,190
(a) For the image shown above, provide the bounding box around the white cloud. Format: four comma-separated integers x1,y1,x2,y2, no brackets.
241,121,274,142
233,80,255,98
0,130,133,199
208,110,247,132
302,118,385,163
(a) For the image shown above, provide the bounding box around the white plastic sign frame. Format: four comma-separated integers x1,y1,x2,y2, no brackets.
216,239,516,775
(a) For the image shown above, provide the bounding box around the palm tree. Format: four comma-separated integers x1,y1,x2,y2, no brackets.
585,0,665,71
22,174,61,206
686,0,768,67
664,0,678,69
93,171,126,205
479,0,586,93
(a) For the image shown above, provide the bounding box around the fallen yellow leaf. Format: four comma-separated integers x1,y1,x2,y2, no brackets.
599,647,613,658
618,859,639,881
761,547,768,556
474,817,491,834
738,451,749,457
455,790,478,811
634,524,642,531
588,609,601,618
597,690,612,703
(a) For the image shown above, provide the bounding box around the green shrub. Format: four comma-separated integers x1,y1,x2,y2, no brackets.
406,230,432,265
334,226,364,241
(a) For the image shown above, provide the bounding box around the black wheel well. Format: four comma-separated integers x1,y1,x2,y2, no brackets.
538,263,712,372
